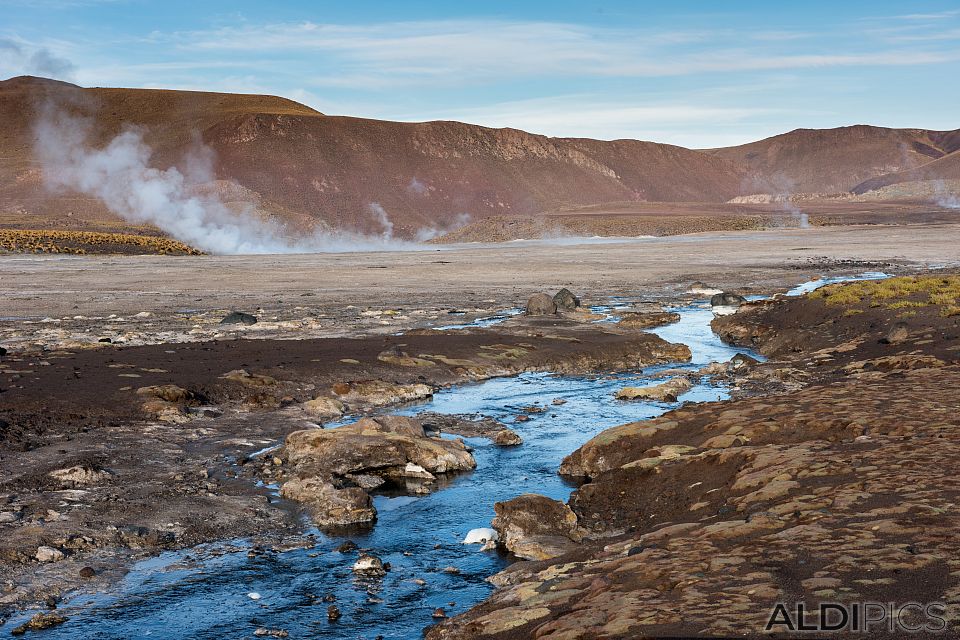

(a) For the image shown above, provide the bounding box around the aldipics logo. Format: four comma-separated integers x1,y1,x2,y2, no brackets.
766,602,949,634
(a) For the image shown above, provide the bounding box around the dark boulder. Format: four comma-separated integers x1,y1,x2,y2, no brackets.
220,311,258,325
525,293,557,316
710,292,747,307
553,288,581,310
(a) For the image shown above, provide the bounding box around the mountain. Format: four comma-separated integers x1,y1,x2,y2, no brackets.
1,76,957,242
708,125,960,194
0,76,744,237
852,149,960,193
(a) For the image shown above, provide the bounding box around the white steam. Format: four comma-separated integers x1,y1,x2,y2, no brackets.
34,104,435,254
368,202,395,239
933,180,960,209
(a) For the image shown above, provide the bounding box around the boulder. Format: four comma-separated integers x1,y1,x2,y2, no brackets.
491,429,523,446
136,384,196,422
302,396,345,420
136,384,192,403
220,311,258,325
688,282,723,295
11,612,68,634
331,380,433,407
281,415,475,526
616,377,692,402
280,477,376,527
730,353,761,370
35,546,65,563
553,288,581,311
48,465,112,488
710,292,747,307
284,416,475,477
617,311,681,329
492,494,582,561
525,293,557,316
352,553,387,576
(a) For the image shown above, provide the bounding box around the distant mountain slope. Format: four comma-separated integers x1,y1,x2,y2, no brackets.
852,150,960,194
708,125,960,194
0,76,745,237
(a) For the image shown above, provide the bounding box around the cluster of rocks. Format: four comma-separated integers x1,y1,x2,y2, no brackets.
524,288,581,316
279,415,476,527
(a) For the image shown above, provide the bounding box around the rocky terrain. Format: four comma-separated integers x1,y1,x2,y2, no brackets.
427,273,960,638
0,295,689,615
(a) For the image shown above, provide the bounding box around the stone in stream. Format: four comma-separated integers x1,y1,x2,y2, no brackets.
492,494,583,561
280,478,376,527
220,311,258,325
11,612,68,635
302,396,345,420
525,293,557,316
710,292,747,307
336,540,358,553
432,608,448,619
491,429,523,446
615,377,692,402
552,288,581,311
284,415,474,479
327,605,342,622
352,553,387,576
617,311,681,329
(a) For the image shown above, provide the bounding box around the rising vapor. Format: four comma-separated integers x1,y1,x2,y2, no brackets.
34,104,428,254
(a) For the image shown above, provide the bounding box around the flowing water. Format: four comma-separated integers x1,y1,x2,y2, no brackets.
13,276,895,639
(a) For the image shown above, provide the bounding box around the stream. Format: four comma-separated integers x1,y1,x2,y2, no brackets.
1,275,885,639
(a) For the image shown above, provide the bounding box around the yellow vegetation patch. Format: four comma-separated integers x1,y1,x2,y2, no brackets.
0,229,202,255
810,275,960,315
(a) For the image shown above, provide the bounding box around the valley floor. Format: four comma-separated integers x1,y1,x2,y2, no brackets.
1,223,959,637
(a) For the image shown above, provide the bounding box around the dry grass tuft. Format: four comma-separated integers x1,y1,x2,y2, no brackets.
0,229,202,255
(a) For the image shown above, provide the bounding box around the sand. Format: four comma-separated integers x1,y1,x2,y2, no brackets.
2,223,959,321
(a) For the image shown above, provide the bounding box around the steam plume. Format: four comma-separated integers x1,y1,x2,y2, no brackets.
34,104,428,254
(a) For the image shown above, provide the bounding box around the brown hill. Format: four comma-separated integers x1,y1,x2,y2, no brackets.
0,76,745,238
852,149,960,193
708,124,960,194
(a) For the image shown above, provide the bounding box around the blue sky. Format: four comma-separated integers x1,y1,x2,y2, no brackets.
2,0,959,147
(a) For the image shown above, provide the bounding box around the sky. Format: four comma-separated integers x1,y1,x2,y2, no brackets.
2,0,959,148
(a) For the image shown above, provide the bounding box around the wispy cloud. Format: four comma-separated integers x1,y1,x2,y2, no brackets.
0,36,75,80
152,19,960,89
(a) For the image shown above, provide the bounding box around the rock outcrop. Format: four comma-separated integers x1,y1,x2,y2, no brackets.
281,416,475,526
491,494,582,561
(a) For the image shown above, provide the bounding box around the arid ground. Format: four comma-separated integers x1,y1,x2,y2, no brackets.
2,223,960,637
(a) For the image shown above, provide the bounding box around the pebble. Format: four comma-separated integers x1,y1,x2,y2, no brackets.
432,608,447,619
327,605,341,621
